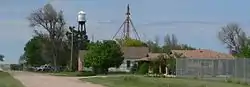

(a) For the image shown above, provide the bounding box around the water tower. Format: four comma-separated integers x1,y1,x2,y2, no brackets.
77,11,89,50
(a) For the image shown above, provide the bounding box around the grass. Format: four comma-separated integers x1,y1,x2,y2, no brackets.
0,72,24,87
82,76,250,87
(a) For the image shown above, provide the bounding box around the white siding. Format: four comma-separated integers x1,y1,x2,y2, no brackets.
108,59,137,72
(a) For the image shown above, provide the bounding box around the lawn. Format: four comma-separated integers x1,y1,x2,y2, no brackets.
82,76,250,87
0,71,24,87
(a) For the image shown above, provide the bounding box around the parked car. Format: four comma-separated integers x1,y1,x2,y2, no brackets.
35,64,53,72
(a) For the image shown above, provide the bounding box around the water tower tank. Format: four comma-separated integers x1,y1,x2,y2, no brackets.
78,11,86,22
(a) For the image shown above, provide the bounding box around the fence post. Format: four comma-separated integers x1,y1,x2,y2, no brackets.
244,58,246,82
226,59,229,76
234,58,237,79
175,58,178,76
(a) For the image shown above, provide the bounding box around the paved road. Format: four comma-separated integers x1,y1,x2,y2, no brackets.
10,71,104,87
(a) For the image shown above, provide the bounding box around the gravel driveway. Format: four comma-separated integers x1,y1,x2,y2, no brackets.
10,71,104,87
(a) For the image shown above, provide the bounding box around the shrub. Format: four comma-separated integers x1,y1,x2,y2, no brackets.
235,80,241,84
137,62,149,74
225,78,232,83
193,76,198,80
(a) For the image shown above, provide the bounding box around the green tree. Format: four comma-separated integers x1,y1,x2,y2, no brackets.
162,34,196,51
84,40,124,74
0,54,4,61
28,3,67,71
235,38,250,58
147,34,195,53
146,36,162,53
24,36,47,66
236,45,250,58
137,62,149,74
115,38,147,47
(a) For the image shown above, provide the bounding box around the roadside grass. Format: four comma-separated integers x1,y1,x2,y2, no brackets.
81,76,250,87
0,72,24,87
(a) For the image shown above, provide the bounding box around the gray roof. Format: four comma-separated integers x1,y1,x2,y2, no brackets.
122,47,149,59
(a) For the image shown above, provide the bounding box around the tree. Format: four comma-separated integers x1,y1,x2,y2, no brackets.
146,36,162,53
234,38,250,58
24,36,47,66
218,23,248,53
115,38,147,47
19,54,26,64
146,34,195,53
27,3,67,70
163,34,178,49
0,54,4,61
236,45,250,58
162,34,196,51
180,44,196,50
137,62,149,74
84,40,124,74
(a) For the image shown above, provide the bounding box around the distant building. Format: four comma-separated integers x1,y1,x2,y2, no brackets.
138,49,234,61
109,47,149,72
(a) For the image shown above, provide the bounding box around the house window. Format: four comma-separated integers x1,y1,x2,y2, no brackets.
127,60,131,68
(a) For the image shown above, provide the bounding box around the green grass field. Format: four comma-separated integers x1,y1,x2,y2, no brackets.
0,72,24,87
82,76,250,87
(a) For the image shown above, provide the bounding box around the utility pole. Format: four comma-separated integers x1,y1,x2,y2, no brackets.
70,31,73,71
68,26,75,71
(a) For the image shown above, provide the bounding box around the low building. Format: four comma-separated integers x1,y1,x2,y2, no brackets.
138,49,234,61
80,48,234,73
109,47,149,72
135,49,234,74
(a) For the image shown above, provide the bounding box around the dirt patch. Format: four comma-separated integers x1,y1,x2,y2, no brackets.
10,71,104,87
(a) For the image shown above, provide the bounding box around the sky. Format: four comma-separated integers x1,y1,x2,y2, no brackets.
1,0,250,64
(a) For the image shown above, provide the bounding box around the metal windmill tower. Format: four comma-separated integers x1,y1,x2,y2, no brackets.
112,4,140,41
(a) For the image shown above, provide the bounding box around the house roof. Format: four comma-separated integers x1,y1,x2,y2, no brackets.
122,47,149,59
171,49,234,59
137,49,234,61
136,53,163,61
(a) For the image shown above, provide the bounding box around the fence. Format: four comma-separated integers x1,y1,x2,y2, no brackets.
176,58,250,83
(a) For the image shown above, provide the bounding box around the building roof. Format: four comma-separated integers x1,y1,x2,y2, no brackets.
136,53,163,61
137,49,234,61
122,47,149,59
171,49,234,59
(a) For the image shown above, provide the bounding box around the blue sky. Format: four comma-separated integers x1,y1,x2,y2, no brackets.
1,0,250,64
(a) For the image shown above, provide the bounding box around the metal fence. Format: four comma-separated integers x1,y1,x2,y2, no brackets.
176,58,250,82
